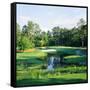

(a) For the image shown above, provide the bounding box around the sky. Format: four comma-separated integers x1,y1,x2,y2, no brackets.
17,4,87,31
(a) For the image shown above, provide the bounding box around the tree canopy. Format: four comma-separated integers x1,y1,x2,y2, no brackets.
16,18,87,50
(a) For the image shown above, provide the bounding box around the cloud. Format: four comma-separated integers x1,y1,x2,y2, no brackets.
47,15,86,29
17,14,86,31
18,16,41,28
19,15,41,24
19,16,31,24
19,16,30,21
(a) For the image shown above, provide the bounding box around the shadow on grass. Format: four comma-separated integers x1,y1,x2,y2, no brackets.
17,56,44,64
16,78,87,87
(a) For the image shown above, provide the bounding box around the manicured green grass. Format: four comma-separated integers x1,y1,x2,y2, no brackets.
16,46,87,86
16,50,47,65
16,72,87,86
39,46,87,56
64,55,86,64
17,50,47,60
17,66,87,80
39,46,86,50
16,65,87,86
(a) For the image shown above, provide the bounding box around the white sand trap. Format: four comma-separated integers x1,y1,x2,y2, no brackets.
41,49,56,52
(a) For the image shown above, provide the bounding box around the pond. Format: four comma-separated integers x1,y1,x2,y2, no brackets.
47,56,61,71
46,49,87,71
76,49,87,56
46,52,64,71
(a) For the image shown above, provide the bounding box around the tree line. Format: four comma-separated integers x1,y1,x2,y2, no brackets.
16,18,87,50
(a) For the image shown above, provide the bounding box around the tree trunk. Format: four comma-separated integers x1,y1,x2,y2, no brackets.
81,40,84,47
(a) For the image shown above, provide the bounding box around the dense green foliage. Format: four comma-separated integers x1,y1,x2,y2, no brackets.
16,18,87,50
